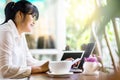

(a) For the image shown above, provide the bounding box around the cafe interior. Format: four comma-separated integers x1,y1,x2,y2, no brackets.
0,0,120,80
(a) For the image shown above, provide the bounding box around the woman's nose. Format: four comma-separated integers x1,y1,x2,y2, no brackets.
33,21,35,25
32,16,36,24
33,19,36,25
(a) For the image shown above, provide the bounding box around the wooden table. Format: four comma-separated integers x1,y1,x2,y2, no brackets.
29,72,108,80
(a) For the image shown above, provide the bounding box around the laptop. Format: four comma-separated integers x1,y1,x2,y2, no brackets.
61,51,84,72
60,42,96,72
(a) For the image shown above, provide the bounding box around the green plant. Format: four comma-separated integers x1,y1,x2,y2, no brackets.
86,0,120,71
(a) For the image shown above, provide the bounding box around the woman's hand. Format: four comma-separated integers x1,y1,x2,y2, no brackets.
31,61,49,74
40,61,49,72
66,58,80,68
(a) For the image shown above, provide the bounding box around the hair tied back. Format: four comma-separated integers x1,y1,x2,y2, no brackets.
11,2,15,9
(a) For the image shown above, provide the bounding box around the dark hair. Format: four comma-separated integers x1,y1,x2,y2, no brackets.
3,0,39,24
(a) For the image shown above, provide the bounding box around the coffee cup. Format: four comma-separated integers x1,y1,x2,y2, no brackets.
49,61,72,74
83,62,102,74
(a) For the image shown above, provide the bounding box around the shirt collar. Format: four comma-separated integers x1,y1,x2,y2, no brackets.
7,19,20,38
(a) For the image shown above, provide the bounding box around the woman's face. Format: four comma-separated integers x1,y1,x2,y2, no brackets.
15,11,36,34
20,14,36,33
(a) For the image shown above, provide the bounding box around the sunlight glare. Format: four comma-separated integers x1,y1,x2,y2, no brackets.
81,1,95,23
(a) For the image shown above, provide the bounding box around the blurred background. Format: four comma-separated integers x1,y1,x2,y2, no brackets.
0,0,120,72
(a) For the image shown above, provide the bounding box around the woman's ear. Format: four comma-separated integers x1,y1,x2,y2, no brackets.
16,11,24,21
15,11,24,25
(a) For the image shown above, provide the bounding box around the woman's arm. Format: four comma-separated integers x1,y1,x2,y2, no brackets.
24,35,49,73
0,31,31,79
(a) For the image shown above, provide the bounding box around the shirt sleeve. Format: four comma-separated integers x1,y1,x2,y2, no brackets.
26,50,47,66
23,35,47,66
0,31,31,79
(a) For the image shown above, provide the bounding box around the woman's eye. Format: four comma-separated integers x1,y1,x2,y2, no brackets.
32,14,35,18
32,15,36,20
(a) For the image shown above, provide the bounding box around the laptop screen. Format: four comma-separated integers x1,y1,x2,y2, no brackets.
79,42,96,69
61,51,84,68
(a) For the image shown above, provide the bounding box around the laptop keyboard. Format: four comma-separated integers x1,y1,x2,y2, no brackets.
70,68,83,73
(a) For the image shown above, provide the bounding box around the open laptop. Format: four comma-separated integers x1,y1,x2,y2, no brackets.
61,42,96,72
61,51,84,73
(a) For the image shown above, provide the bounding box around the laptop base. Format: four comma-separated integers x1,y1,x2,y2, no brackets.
70,68,83,73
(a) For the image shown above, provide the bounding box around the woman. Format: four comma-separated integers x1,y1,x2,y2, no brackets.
0,0,49,80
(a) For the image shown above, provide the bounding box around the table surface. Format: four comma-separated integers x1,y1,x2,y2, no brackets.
29,71,108,80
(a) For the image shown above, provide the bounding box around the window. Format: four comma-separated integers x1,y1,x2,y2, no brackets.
0,0,6,23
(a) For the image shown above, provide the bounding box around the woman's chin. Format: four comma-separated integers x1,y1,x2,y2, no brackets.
28,28,33,32
24,30,33,33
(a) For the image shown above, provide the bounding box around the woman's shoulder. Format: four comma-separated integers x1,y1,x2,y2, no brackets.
0,20,16,34
0,22,14,38
0,22,12,31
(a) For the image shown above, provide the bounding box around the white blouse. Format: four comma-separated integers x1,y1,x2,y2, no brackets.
0,20,45,80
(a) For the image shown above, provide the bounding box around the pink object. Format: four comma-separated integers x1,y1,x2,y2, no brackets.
84,56,98,62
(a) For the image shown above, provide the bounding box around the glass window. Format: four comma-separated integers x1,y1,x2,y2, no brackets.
30,0,57,49
0,0,6,23
65,0,95,50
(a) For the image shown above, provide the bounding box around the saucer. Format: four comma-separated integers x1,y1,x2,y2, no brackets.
46,72,73,77
82,71,99,76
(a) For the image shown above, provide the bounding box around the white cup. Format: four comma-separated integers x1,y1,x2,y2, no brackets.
49,61,72,74
83,62,101,74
